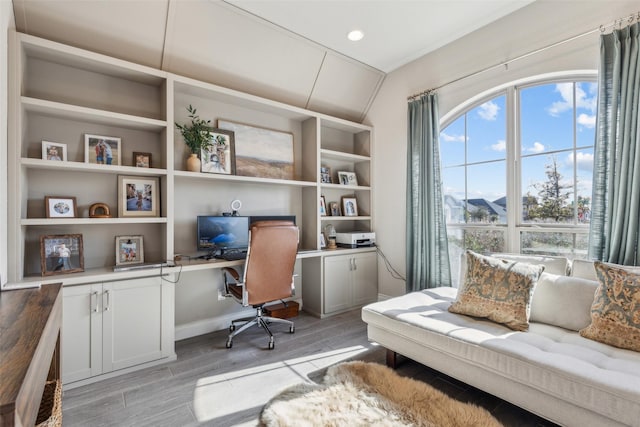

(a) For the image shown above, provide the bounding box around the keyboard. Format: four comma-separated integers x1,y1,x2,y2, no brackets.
217,251,247,261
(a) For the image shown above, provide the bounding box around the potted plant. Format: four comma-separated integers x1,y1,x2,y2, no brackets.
175,104,214,171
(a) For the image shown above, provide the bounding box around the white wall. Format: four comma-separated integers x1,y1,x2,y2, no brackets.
1,1,15,286
367,1,640,298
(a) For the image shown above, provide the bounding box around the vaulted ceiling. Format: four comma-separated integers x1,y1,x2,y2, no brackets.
11,0,532,122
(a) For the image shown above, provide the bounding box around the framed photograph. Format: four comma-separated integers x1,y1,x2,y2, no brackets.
118,175,160,217
44,196,77,218
218,119,294,180
341,196,359,217
320,195,327,216
40,234,84,276
85,134,121,165
133,152,152,168
329,201,341,217
201,128,235,175
115,235,144,265
338,171,358,186
320,232,327,249
320,166,332,184
42,141,67,161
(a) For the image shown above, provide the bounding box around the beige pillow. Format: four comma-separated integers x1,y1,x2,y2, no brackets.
579,262,640,352
449,250,545,331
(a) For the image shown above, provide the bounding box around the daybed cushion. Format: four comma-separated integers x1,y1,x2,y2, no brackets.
571,259,597,281
362,287,640,426
580,262,640,352
449,251,544,331
529,273,598,331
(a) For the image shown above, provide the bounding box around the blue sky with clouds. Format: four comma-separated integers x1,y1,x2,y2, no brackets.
440,81,597,221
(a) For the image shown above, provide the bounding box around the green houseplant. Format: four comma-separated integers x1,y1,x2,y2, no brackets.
175,104,214,155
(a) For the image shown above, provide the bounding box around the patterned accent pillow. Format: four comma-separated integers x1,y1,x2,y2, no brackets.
448,250,544,331
579,262,640,352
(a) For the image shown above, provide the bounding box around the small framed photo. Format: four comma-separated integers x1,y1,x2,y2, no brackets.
115,235,144,265
85,134,121,165
320,232,327,249
42,141,67,161
118,175,160,217
320,195,327,216
201,128,235,175
320,166,332,184
40,234,84,276
338,171,358,186
329,201,341,217
45,196,77,218
133,152,152,168
342,196,359,217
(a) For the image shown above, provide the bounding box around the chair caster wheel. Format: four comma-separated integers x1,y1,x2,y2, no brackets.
229,324,236,332
268,338,275,350
226,339,233,348
289,325,295,334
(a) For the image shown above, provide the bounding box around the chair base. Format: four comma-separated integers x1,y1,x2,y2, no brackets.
226,306,294,350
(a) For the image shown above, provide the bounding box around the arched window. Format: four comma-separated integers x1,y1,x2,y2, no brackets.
440,76,597,285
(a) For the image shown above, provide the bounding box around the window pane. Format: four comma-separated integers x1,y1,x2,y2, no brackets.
467,95,506,163
520,83,573,153
440,115,466,167
521,231,588,258
447,228,506,287
443,166,465,224
521,154,574,224
575,82,598,147
569,148,593,224
467,161,506,224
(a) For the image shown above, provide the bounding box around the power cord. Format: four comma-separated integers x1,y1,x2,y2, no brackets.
159,262,183,284
376,246,406,282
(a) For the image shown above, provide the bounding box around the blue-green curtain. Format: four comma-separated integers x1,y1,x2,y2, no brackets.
589,22,640,265
406,92,451,291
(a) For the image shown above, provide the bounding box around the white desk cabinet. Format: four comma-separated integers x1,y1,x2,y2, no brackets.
62,277,174,386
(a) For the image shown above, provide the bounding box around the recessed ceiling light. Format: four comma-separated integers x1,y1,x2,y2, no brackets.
347,30,364,41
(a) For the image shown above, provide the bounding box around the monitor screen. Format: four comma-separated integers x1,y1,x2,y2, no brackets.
197,216,249,252
249,215,296,226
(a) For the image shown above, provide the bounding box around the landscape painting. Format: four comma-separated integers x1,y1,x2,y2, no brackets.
217,119,294,180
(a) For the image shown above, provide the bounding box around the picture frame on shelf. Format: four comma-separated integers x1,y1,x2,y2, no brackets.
338,171,358,186
329,201,341,217
41,141,67,161
44,196,77,218
217,119,294,180
320,195,327,216
118,175,160,217
320,166,332,183
84,134,121,165
341,196,358,217
115,235,144,266
133,152,152,168
320,232,327,249
40,234,84,276
201,128,235,175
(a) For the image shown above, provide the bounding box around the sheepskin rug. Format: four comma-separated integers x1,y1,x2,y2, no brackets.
260,361,503,427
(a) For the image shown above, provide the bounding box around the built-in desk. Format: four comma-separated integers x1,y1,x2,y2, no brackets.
0,283,62,426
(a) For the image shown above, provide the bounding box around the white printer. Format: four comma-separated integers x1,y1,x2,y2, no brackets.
335,231,376,248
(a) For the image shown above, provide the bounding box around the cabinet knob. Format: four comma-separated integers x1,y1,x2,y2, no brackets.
92,291,99,312
104,290,111,311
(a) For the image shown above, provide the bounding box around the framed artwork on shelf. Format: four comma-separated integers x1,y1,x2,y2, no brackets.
320,232,327,249
44,196,77,218
320,195,327,216
338,171,358,186
133,152,152,168
115,235,144,265
201,128,235,175
341,196,358,217
218,119,294,180
84,134,121,165
40,234,84,276
329,201,341,216
320,166,332,183
117,175,160,217
41,141,67,161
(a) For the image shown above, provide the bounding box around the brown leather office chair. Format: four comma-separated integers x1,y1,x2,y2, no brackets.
222,220,298,349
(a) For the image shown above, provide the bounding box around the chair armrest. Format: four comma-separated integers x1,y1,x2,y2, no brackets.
222,267,241,296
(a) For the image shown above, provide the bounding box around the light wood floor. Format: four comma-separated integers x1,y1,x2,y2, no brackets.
62,308,557,426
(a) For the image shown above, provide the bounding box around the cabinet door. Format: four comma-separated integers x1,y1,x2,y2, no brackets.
103,277,163,373
352,252,378,306
62,284,102,384
323,255,353,314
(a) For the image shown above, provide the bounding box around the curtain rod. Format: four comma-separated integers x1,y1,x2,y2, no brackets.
408,10,640,101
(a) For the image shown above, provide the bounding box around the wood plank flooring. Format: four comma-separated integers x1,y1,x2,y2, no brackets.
62,308,558,426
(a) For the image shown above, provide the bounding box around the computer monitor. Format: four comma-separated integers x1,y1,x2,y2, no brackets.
249,215,296,226
196,216,249,253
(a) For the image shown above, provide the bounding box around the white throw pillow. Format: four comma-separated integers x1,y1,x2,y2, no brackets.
570,259,597,281
529,272,598,331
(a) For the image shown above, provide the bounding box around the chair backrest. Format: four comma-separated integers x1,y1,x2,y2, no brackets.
243,221,299,306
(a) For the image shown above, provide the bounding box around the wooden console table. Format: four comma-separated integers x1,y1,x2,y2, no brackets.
0,283,62,426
